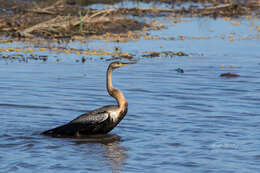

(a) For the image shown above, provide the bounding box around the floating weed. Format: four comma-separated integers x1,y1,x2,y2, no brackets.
220,65,240,68
228,35,236,42
256,26,260,32
74,36,84,42
142,51,160,58
231,21,241,26
142,51,188,58
65,49,71,54
224,17,231,21
75,51,81,55
6,48,14,52
176,51,188,56
200,36,206,39
83,51,89,55
1,54,47,62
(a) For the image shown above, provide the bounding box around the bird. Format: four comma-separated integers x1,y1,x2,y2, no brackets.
42,61,135,137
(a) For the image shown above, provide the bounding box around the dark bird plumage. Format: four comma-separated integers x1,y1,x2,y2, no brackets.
42,61,135,137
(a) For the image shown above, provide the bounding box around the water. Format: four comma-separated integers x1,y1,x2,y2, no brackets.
1,13,260,173
85,1,173,9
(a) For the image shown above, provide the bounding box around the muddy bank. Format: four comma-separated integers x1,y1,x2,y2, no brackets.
0,0,259,39
0,0,149,39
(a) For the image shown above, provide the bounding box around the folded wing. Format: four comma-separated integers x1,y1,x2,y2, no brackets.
42,110,110,137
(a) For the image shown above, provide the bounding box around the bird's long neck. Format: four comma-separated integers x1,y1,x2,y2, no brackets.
106,67,127,109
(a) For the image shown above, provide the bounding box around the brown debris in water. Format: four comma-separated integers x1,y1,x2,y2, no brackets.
142,51,188,58
1,54,48,62
220,73,240,78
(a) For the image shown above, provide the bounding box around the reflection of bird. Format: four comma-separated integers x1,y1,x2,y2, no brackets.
42,61,135,137
74,134,127,172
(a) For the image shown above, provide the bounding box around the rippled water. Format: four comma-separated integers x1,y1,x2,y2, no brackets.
1,16,260,172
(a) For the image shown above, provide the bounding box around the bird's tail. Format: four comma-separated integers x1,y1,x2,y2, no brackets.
41,124,70,136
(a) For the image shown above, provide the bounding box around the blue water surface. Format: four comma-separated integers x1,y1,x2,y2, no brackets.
0,14,260,173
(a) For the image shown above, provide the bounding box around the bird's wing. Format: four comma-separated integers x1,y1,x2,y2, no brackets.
42,111,110,136
70,109,110,125
42,106,117,136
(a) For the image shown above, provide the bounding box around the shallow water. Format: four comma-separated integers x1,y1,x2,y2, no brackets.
1,15,260,172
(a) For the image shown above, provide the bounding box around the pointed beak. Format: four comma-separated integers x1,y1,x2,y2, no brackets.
120,62,136,67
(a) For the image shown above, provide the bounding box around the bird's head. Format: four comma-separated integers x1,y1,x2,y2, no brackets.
109,61,136,70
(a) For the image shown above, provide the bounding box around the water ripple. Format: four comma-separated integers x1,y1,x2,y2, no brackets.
1,17,260,172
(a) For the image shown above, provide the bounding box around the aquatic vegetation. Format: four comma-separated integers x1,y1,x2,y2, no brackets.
142,51,188,58
1,54,47,62
220,65,241,68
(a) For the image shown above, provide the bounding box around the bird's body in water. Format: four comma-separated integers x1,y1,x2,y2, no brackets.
42,61,135,137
